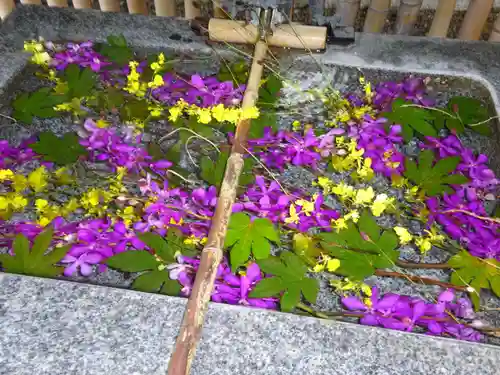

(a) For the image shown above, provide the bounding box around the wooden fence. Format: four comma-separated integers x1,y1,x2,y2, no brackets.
0,0,499,41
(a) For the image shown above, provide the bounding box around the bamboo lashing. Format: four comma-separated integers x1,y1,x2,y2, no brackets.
428,0,456,38
99,0,121,12
47,0,68,7
394,0,423,35
72,0,92,8
0,0,14,19
154,0,176,16
363,0,391,33
167,9,329,375
209,19,327,50
458,0,494,40
127,0,149,14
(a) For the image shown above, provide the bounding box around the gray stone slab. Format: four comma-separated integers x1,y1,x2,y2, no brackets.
2,273,500,375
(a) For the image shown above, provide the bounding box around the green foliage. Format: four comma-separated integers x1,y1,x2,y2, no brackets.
94,87,125,112
106,229,196,295
249,74,282,138
382,98,437,142
318,211,399,280
0,227,69,278
200,151,255,190
12,87,67,124
30,131,87,165
63,64,97,98
99,34,133,65
120,97,150,122
447,96,492,136
217,60,248,86
292,233,321,267
224,212,281,271
249,252,319,311
403,149,469,196
448,250,500,310
146,141,189,187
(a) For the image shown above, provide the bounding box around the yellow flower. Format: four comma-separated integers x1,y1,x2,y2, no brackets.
148,74,164,89
370,193,394,217
0,169,14,181
355,157,374,181
292,120,301,131
168,106,183,123
326,258,341,272
331,182,355,201
184,235,207,246
241,106,260,120
354,187,375,206
148,104,163,118
61,198,79,216
394,226,413,245
54,167,74,185
332,217,348,232
295,195,316,217
1,193,29,219
211,104,226,123
221,108,240,124
344,209,360,223
150,53,166,73
284,204,300,225
28,166,49,193
95,119,110,128
35,198,49,211
330,277,372,296
315,176,336,195
415,238,432,253
0,196,8,211
197,108,212,124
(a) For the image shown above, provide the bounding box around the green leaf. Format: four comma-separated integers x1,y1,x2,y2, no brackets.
225,213,280,271
138,232,175,262
200,151,255,190
448,250,500,310
280,252,307,276
441,174,470,185
64,64,96,98
0,232,70,278
31,226,54,259
382,99,437,142
292,233,321,265
448,96,492,136
432,156,460,176
256,256,290,278
358,211,380,242
280,283,301,312
301,277,319,304
417,149,435,174
106,251,159,272
12,87,66,123
100,34,133,65
248,276,284,298
30,132,87,165
160,278,182,296
132,270,169,292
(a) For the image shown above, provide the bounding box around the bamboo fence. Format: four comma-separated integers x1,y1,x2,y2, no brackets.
0,1,498,41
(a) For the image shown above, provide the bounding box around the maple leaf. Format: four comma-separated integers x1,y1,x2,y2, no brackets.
403,149,469,196
64,64,97,98
250,252,319,311
29,131,87,166
224,212,280,271
448,250,500,310
12,87,66,124
382,98,437,142
0,226,69,278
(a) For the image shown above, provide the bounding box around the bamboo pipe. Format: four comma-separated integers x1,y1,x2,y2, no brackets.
20,0,41,4
489,12,500,41
184,0,200,19
337,0,361,27
99,0,120,12
0,0,15,19
428,0,456,38
363,0,391,33
47,0,68,7
167,38,268,375
127,0,148,14
72,0,92,8
154,0,175,16
394,0,423,35
458,0,494,40
209,19,327,50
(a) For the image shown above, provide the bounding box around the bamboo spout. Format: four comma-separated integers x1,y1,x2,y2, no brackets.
428,0,456,38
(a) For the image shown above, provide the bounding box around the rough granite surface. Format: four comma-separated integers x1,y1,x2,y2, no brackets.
1,5,500,375
2,273,500,375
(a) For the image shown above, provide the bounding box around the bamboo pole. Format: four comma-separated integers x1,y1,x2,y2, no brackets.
428,0,456,37
99,0,120,12
47,0,68,7
489,12,500,41
0,0,15,19
363,0,391,33
72,0,92,8
154,0,175,16
127,0,148,14
336,0,360,27
20,0,41,4
394,0,423,35
458,0,494,40
184,0,200,19
167,39,268,375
